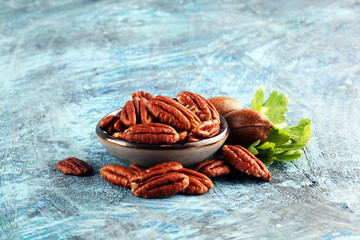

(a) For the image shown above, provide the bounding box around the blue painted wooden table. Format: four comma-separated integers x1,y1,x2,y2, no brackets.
1,0,360,239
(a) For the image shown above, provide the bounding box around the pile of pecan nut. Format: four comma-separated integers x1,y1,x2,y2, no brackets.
98,144,271,198
56,91,272,199
57,144,271,199
98,91,221,144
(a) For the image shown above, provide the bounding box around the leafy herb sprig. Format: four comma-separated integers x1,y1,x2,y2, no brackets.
247,87,312,165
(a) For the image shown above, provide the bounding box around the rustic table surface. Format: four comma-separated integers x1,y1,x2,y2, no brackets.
1,0,360,239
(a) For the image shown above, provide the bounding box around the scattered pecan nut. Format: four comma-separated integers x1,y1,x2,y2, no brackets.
100,164,134,188
179,168,213,194
177,91,220,124
56,157,93,176
222,145,271,181
130,162,189,198
129,164,143,175
123,122,180,144
147,95,201,131
133,162,183,181
193,158,231,178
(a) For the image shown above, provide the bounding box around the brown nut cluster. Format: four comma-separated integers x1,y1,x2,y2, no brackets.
99,142,272,199
100,162,213,198
99,91,221,144
59,91,274,199
208,96,273,147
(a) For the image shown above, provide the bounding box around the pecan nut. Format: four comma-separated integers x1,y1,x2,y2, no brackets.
179,168,213,194
113,118,125,132
129,164,143,175
123,123,180,144
132,162,183,182
131,172,189,199
132,91,154,100
130,162,188,198
191,120,220,138
112,131,124,139
187,133,203,142
56,157,93,176
222,145,271,181
177,91,220,124
193,158,231,178
147,95,201,131
137,97,153,124
99,115,120,135
100,164,134,188
120,100,137,127
177,130,188,143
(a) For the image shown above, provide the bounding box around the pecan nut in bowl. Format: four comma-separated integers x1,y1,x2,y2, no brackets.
100,164,134,188
99,115,120,135
147,95,201,131
191,120,220,138
120,100,137,127
222,145,271,181
56,157,93,176
193,158,231,178
177,91,220,124
96,103,229,168
123,122,180,144
132,91,154,100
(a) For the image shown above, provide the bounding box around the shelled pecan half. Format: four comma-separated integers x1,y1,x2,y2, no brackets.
120,100,137,127
177,91,220,124
129,164,143,175
56,157,93,176
100,164,134,188
177,130,188,143
222,145,271,181
112,131,124,139
99,115,120,135
147,95,201,131
130,162,189,198
193,158,231,178
123,122,180,144
138,97,153,124
191,120,220,138
132,91,154,100
179,168,213,194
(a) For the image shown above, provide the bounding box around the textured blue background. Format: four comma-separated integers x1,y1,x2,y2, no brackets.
1,0,360,239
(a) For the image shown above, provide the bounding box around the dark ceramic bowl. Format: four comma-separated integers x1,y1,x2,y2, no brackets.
96,108,229,167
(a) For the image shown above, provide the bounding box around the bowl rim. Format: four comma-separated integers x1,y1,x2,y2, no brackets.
95,108,229,150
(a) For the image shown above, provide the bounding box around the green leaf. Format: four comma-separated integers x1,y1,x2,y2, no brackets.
283,119,312,140
255,142,276,165
247,140,261,155
262,91,289,125
250,86,265,112
275,149,303,162
266,126,290,146
250,87,289,125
